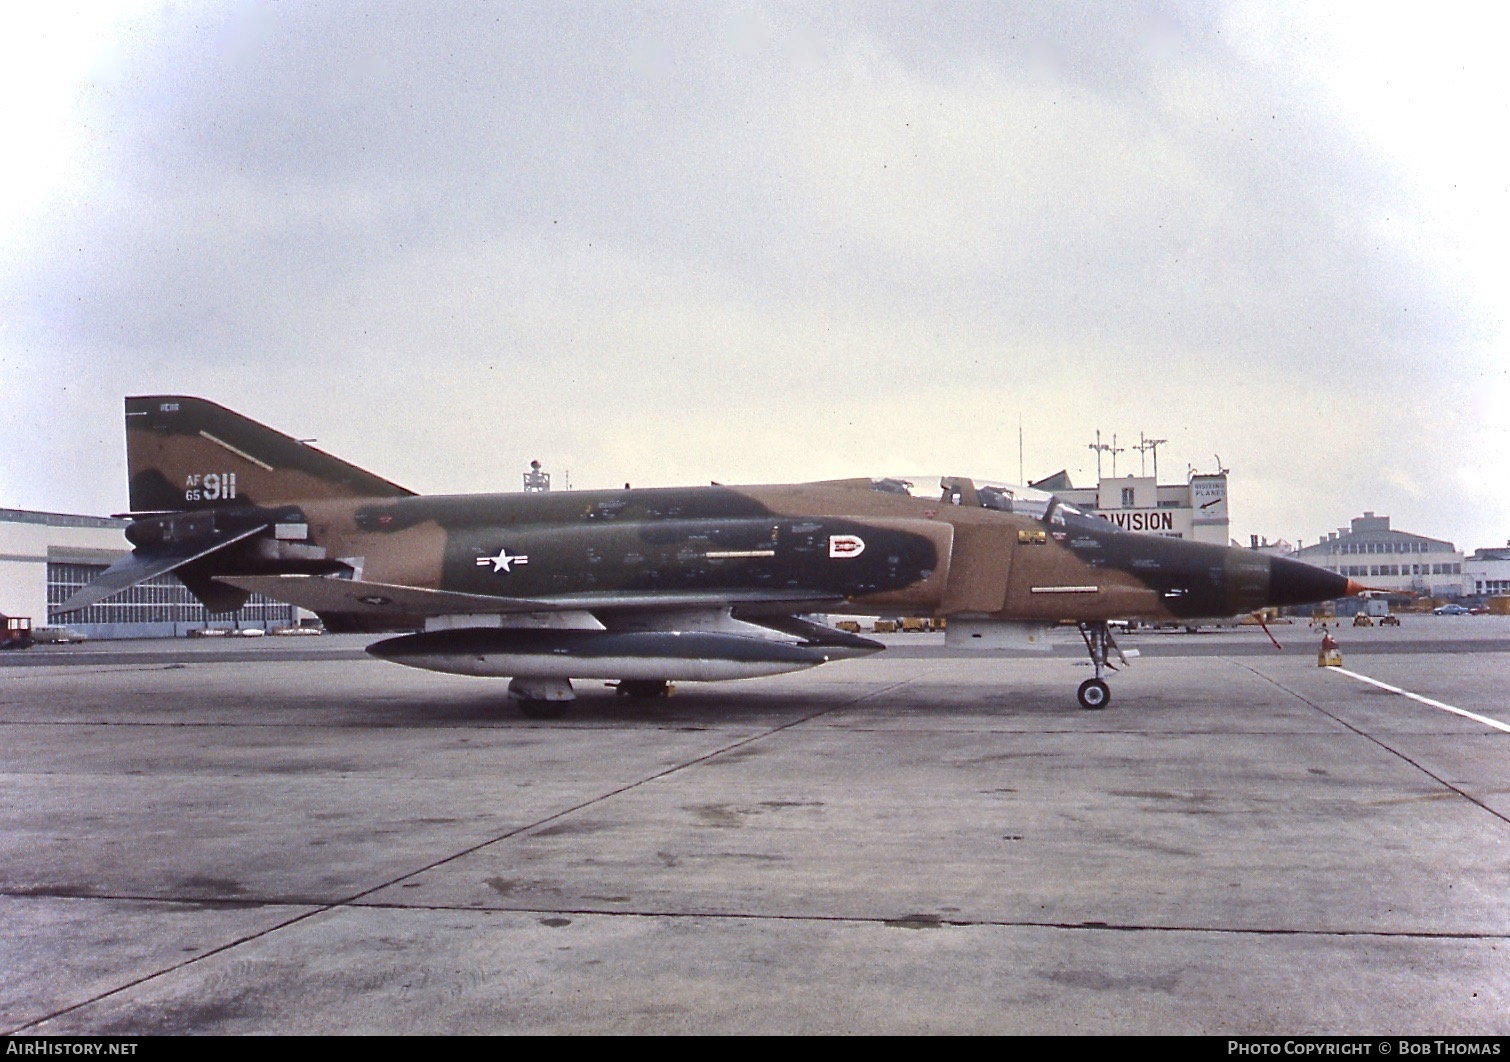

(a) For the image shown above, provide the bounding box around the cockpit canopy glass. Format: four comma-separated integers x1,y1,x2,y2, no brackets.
868,476,1082,523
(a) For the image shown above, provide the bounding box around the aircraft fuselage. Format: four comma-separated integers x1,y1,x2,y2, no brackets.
68,396,1355,712
155,479,1342,632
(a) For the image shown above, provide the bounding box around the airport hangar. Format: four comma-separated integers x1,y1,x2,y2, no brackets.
1290,512,1473,601
0,507,296,638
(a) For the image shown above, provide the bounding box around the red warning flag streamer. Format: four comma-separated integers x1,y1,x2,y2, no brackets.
1255,612,1283,651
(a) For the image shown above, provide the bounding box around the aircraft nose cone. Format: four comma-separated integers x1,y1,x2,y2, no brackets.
1266,555,1351,607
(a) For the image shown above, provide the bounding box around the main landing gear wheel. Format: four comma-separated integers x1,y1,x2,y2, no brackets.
508,677,573,719
517,699,567,720
1077,678,1111,711
615,679,672,699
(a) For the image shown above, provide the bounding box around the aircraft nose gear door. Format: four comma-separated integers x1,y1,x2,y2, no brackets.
1076,621,1131,710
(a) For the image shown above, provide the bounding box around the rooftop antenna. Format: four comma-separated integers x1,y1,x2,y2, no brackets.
523,460,551,493
1088,430,1113,480
1109,434,1126,478
1018,414,1024,485
1136,434,1167,481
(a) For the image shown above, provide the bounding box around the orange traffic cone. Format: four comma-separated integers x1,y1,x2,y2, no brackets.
1317,632,1342,668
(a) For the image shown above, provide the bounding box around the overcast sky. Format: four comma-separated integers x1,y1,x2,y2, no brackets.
2,1,1505,552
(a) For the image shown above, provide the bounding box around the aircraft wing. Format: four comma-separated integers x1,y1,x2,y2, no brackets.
216,575,843,619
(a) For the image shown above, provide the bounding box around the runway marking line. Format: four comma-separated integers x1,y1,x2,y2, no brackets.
1329,667,1510,734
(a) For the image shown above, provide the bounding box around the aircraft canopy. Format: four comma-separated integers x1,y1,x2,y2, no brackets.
868,476,1083,523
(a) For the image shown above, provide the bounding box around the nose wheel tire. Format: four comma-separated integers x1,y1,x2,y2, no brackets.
1077,678,1111,711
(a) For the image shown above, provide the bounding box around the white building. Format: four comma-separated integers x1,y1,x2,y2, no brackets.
1291,513,1468,598
1036,472,1230,545
1466,544,1510,597
1,508,128,624
0,507,295,638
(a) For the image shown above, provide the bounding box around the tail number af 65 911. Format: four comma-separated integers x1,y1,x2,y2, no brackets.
184,472,237,502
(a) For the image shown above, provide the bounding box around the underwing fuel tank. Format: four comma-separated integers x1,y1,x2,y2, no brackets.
366,628,870,681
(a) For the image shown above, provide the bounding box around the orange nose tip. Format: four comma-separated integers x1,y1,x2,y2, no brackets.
1343,579,1369,597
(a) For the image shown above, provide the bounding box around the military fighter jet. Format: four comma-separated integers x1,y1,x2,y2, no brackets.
57,397,1360,715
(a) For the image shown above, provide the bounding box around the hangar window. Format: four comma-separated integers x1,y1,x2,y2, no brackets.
46,562,294,631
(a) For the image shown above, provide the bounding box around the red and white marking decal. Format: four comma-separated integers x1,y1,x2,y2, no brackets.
828,534,866,559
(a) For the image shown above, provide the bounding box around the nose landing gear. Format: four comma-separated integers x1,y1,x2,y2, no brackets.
1076,622,1130,710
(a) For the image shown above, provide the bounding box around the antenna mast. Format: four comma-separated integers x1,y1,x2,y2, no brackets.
1018,414,1024,485
1088,431,1113,480
1136,434,1167,482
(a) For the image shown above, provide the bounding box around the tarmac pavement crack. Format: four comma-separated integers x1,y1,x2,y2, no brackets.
338,900,1510,942
47,892,1493,943
4,672,929,1035
1230,658,1510,830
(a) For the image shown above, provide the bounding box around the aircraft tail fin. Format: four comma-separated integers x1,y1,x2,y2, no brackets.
125,396,414,512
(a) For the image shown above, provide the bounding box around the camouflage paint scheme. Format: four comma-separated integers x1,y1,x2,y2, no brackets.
112,396,1343,622
59,397,1353,708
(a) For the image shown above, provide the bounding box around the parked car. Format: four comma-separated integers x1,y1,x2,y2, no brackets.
31,627,86,644
1433,604,1471,616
